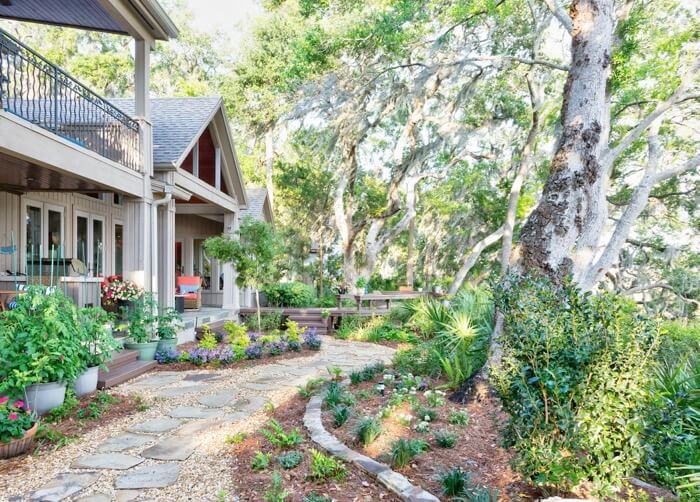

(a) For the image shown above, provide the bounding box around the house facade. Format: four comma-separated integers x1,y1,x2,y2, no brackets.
0,1,247,313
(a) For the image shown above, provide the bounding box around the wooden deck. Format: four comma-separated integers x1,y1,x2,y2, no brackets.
238,306,391,335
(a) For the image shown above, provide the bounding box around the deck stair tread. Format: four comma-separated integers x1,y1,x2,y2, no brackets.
98,359,157,389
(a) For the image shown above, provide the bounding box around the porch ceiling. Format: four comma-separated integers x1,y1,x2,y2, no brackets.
0,151,105,192
0,0,126,34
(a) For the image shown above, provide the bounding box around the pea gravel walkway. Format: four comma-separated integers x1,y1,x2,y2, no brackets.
1,338,394,502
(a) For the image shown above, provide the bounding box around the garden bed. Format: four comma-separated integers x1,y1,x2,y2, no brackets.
227,392,402,501
318,365,524,500
0,390,141,474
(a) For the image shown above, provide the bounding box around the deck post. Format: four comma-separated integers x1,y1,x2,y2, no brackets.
221,211,239,313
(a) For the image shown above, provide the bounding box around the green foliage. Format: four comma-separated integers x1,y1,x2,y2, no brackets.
390,438,428,468
493,275,659,495
156,307,182,340
355,416,382,446
440,467,469,497
335,315,366,340
658,321,700,363
276,450,304,469
302,493,332,502
243,311,283,332
263,471,289,502
77,307,120,369
308,448,347,481
392,343,443,377
0,287,86,393
121,294,158,343
297,377,327,398
449,410,470,426
198,325,219,350
251,451,272,470
44,391,79,422
434,430,457,448
331,404,352,427
412,404,437,423
225,432,248,445
261,419,302,449
324,382,355,408
262,281,317,307
76,391,119,420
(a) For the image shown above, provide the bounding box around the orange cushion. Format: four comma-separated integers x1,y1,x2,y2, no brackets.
183,293,198,300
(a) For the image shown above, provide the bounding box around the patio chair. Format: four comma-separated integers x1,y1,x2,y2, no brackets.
176,275,202,310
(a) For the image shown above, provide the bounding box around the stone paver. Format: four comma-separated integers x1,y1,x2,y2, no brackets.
114,490,141,502
240,381,279,391
154,384,209,398
71,453,144,470
115,463,181,489
196,388,237,408
75,494,111,502
141,437,197,461
168,405,222,419
96,432,153,452
183,372,221,382
173,418,223,436
127,373,182,389
29,472,101,501
128,417,183,434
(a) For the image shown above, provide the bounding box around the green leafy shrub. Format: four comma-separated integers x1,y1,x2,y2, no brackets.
335,315,367,339
276,450,303,469
391,438,428,467
642,357,700,497
412,404,437,422
658,320,700,363
261,419,302,449
434,430,457,448
297,377,327,398
243,311,283,332
198,325,219,350
263,471,289,502
263,281,317,307
309,448,347,480
493,275,659,496
0,287,86,394
355,416,382,445
449,410,469,426
303,493,332,502
392,343,443,377
251,451,271,470
324,383,355,408
332,404,352,427
440,467,468,497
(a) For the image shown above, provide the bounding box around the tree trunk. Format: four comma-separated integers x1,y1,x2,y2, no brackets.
265,129,274,210
318,234,325,296
406,216,415,288
518,0,615,284
499,74,541,276
448,226,505,294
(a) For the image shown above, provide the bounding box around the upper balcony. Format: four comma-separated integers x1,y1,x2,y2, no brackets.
0,27,141,171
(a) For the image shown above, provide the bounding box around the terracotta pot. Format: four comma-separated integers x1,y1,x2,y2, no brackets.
0,421,39,459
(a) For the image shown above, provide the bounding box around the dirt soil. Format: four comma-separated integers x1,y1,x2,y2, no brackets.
322,376,531,500
228,394,402,502
0,392,139,475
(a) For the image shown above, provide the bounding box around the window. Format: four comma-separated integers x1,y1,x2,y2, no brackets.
75,212,105,277
193,238,211,290
114,223,124,276
23,201,65,264
25,204,42,260
113,193,124,206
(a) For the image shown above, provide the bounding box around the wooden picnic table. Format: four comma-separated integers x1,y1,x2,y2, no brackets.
336,291,429,312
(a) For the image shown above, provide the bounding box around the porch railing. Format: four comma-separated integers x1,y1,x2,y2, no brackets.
0,28,141,171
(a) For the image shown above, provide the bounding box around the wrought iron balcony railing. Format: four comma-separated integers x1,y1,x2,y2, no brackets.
0,28,141,171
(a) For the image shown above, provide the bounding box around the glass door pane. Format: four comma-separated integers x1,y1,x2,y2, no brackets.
76,216,89,270
26,205,42,260
114,224,123,276
92,219,104,277
47,209,62,257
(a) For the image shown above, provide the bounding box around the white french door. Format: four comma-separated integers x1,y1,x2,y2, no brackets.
75,211,105,277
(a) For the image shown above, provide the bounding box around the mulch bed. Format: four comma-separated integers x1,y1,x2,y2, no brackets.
228,394,402,502
322,375,529,500
0,391,140,474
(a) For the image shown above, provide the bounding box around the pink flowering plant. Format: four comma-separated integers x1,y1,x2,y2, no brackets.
0,397,35,443
101,275,144,306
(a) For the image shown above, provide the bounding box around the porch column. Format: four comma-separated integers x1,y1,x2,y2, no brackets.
221,211,239,312
124,198,152,291
157,198,176,309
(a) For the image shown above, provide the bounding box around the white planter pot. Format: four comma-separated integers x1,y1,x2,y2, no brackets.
25,381,67,416
73,366,99,397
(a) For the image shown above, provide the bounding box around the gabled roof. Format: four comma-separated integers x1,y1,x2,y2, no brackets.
112,97,220,166
240,187,273,224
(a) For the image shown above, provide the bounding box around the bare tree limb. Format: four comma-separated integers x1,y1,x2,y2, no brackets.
542,0,573,33
448,226,505,295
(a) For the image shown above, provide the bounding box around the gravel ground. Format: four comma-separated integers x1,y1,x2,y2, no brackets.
0,338,395,502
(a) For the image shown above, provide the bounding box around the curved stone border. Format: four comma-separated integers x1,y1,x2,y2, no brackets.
304,393,439,502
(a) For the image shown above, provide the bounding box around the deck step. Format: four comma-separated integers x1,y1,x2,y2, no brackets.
104,349,139,370
98,359,157,389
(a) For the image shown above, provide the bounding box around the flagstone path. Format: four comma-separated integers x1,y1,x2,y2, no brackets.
3,338,394,502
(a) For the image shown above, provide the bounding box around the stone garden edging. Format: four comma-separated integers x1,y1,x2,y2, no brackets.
304,392,440,502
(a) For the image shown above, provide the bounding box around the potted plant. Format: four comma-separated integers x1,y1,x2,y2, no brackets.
0,397,38,459
122,295,159,360
156,307,182,353
101,275,144,314
73,308,120,397
0,287,84,415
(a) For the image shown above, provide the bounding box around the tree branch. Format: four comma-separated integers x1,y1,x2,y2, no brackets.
542,0,573,33
448,225,505,295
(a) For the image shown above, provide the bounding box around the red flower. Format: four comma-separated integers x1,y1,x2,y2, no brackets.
0,396,8,405
12,400,24,409
8,412,18,420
